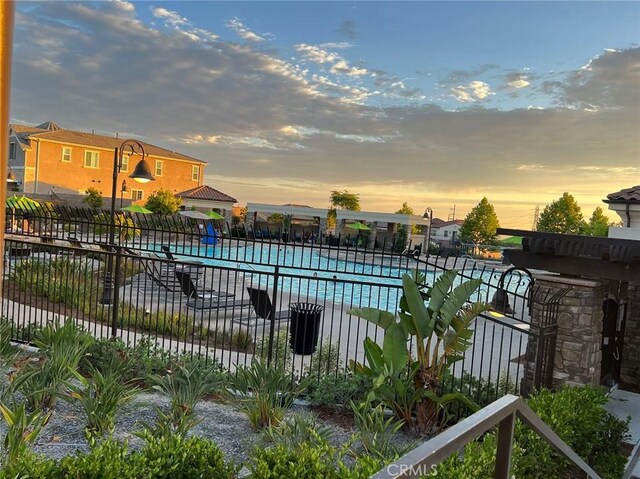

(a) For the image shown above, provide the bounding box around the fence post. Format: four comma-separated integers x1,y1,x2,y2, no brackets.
494,411,516,479
266,265,280,366
111,247,122,338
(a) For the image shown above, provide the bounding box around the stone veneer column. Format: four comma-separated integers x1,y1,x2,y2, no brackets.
244,211,255,235
367,221,377,249
318,216,327,242
621,281,640,385
530,275,604,389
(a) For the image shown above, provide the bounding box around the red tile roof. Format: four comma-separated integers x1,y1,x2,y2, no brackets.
606,185,640,203
10,122,206,164
176,185,237,203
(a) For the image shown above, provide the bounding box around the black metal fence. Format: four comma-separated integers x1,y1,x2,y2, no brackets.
2,205,545,404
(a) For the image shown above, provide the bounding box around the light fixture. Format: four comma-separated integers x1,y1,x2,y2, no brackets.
129,158,155,183
121,180,128,193
489,267,533,316
6,170,17,183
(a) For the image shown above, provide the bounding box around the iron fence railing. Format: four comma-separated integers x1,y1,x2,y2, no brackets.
2,207,543,406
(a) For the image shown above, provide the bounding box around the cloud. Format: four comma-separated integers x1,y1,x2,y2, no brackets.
226,18,265,42
451,81,493,102
295,44,338,64
506,73,530,89
330,59,368,76
9,4,638,227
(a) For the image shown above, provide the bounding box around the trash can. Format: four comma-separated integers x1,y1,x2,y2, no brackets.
289,302,324,355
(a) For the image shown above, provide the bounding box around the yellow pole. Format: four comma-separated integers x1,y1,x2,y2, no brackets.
0,1,15,296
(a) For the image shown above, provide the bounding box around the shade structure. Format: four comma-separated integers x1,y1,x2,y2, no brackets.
501,236,523,245
346,221,370,231
207,210,224,220
121,204,153,214
179,210,211,220
6,195,40,210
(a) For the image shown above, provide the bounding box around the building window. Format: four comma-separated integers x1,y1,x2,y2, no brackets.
9,142,15,160
61,147,72,162
131,189,144,201
121,154,129,172
191,165,199,181
155,160,163,177
444,230,449,237
84,150,99,168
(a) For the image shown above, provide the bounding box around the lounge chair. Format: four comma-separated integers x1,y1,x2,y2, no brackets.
175,270,219,301
124,248,182,293
175,271,245,310
246,287,290,321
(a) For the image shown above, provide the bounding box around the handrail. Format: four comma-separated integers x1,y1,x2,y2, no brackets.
371,394,601,479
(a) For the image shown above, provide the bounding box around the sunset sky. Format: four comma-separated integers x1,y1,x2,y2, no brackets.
10,1,640,228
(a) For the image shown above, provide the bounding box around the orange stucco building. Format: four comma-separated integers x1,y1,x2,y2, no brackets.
8,121,206,204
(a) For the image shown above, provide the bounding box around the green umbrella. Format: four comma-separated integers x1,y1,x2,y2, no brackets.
501,236,523,246
346,221,370,230
121,204,153,214
207,210,224,220
6,195,40,210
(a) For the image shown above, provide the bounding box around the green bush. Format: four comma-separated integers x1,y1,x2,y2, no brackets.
308,370,370,411
435,386,630,479
249,437,384,479
0,449,57,479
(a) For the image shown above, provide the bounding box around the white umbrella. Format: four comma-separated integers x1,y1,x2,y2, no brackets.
179,210,211,220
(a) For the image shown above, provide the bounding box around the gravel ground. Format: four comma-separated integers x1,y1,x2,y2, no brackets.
0,390,419,468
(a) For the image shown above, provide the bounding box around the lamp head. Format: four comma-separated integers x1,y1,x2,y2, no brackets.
490,287,514,315
129,159,155,183
121,180,128,192
7,170,17,183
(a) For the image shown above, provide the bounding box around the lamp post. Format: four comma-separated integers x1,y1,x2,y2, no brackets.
120,180,127,208
101,139,155,305
422,207,433,255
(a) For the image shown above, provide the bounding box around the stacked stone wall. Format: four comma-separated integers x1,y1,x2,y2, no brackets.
621,281,640,386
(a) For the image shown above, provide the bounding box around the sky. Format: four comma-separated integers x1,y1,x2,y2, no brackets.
10,1,640,228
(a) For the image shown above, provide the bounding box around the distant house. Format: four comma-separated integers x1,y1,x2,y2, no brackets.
604,185,640,241
176,185,237,222
8,121,207,204
430,218,463,245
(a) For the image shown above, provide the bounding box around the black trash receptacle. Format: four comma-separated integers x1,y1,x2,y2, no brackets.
289,302,324,355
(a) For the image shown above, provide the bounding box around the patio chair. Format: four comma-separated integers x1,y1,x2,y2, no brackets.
175,270,245,310
124,248,182,293
246,287,290,321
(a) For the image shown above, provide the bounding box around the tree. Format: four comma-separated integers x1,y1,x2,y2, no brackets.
144,189,182,215
232,206,247,226
83,187,103,210
537,192,586,234
585,206,612,237
328,190,360,229
459,197,500,245
395,202,420,234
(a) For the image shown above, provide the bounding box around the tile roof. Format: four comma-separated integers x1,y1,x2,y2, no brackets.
176,185,237,203
605,185,640,203
9,122,206,164
431,218,463,228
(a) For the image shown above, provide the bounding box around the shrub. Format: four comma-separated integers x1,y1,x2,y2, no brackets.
248,436,384,479
228,358,309,429
262,413,333,449
308,370,370,411
303,341,341,379
435,386,630,479
351,400,408,462
65,365,140,439
255,330,293,372
0,449,57,479
0,401,52,463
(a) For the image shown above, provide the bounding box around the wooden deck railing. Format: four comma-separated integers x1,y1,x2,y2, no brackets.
371,394,601,479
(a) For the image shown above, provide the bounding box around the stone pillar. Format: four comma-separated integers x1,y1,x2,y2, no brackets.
337,219,346,244
318,216,327,242
621,281,640,385
526,275,604,391
223,209,232,228
244,211,255,236
368,221,377,249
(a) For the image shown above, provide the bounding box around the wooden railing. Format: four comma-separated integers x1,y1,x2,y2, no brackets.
371,394,601,479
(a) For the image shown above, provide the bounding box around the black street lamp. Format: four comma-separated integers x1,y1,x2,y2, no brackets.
101,140,155,305
120,180,127,208
422,207,433,254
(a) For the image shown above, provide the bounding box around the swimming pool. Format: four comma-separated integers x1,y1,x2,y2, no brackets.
160,243,526,312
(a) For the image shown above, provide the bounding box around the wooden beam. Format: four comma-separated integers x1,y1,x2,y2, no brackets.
504,250,639,282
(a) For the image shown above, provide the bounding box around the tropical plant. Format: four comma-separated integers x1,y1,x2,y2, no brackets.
65,364,140,439
228,358,309,429
348,270,489,433
459,197,500,245
262,413,334,449
137,405,202,441
148,359,221,421
0,401,52,463
350,400,409,462
13,319,94,411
